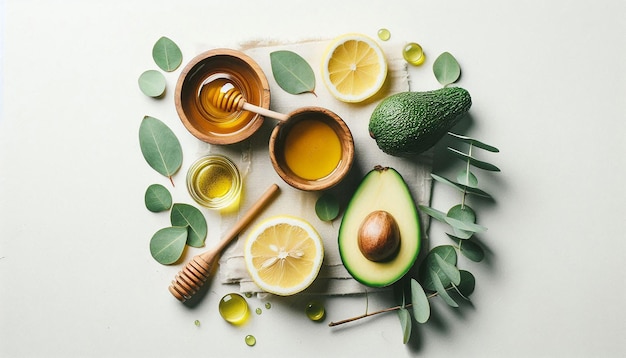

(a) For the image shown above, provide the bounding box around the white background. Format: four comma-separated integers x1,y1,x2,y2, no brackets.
1,0,625,357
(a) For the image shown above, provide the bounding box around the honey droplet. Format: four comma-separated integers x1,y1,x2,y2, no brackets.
403,42,425,66
245,335,256,346
264,302,271,309
305,301,325,321
194,320,201,327
218,293,249,325
377,28,391,41
255,308,262,315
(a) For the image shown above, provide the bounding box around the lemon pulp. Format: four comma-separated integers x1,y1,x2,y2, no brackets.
322,34,387,103
244,216,324,296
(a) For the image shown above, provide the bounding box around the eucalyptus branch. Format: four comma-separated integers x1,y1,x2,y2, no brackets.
328,291,441,327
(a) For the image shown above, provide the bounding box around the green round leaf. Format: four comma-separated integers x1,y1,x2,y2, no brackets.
460,239,485,262
270,50,316,95
139,116,183,185
410,279,430,324
144,184,172,212
149,226,187,265
446,205,478,239
315,192,340,221
419,245,457,292
456,169,478,188
457,270,476,297
447,204,476,224
171,203,207,248
152,36,182,72
138,70,166,97
433,52,461,87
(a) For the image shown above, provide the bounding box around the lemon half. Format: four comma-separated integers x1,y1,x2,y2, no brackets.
321,33,388,103
244,215,324,296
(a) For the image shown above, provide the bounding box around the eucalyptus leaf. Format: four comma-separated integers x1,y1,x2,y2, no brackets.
144,184,172,212
447,204,476,224
456,270,476,297
433,52,461,87
448,147,501,172
460,239,485,262
139,116,183,186
152,36,182,72
429,268,458,307
420,245,457,291
149,226,188,265
138,70,166,98
397,307,412,344
444,216,487,233
448,228,474,240
171,203,207,248
431,174,492,198
434,253,461,285
410,279,430,324
448,132,500,153
418,205,447,223
456,169,478,188
315,192,340,221
270,50,316,95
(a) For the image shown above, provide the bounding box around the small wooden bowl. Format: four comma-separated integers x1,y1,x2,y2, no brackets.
175,49,270,145
269,107,355,191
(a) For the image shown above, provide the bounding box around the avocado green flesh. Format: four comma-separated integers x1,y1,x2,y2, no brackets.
369,87,472,156
338,167,421,287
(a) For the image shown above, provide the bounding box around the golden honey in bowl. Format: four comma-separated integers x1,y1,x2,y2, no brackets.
283,118,342,180
269,107,354,191
175,49,270,145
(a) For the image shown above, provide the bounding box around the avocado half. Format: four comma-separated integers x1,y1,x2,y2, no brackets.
338,166,421,287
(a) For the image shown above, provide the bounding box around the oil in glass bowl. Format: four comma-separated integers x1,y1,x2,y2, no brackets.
186,155,242,210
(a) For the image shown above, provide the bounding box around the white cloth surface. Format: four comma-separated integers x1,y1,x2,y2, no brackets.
193,39,433,295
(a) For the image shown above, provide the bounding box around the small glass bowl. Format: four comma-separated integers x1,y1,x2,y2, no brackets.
186,155,242,210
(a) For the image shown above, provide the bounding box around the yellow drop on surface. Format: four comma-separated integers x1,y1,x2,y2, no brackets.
321,33,388,103
244,216,324,296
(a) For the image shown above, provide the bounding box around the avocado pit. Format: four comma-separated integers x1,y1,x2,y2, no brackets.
358,210,401,262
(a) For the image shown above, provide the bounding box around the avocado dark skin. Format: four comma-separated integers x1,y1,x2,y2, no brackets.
369,87,472,157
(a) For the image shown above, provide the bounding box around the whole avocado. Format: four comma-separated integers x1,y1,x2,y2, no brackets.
368,87,471,156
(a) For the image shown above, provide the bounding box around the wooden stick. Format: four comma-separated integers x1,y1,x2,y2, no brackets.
169,184,280,302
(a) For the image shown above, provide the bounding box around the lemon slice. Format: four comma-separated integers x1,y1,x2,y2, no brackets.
244,215,324,296
321,33,388,103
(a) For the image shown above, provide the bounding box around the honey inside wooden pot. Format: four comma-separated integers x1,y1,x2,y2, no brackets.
175,49,270,145
269,107,354,191
283,118,342,180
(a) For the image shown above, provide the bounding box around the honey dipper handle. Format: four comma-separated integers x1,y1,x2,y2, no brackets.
169,183,280,302
241,102,289,122
204,183,280,258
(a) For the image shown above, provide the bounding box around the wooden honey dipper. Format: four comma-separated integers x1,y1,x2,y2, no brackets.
169,183,280,302
210,81,289,121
